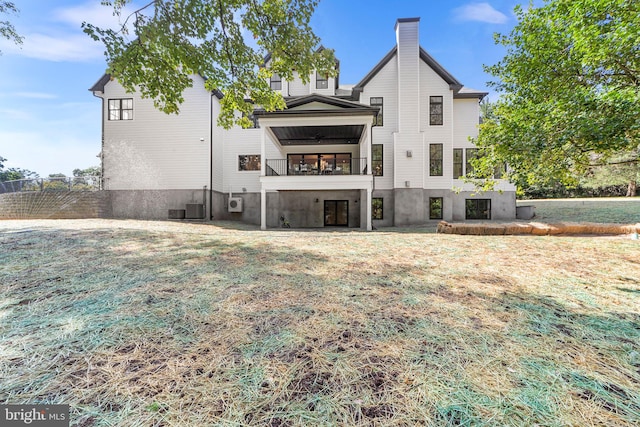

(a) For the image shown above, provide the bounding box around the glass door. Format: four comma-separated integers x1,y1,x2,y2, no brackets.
324,200,348,226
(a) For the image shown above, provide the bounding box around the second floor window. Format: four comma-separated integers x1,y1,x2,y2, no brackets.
372,144,383,176
466,148,479,176
238,155,261,171
270,74,282,90
429,144,443,176
370,97,383,126
316,72,328,89
108,98,133,120
453,148,463,179
429,96,443,125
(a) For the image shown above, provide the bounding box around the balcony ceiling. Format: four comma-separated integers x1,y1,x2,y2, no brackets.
270,125,364,146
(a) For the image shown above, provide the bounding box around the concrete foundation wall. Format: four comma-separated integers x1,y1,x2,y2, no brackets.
0,191,112,219
212,191,261,225
109,189,208,220
275,190,362,228
390,189,516,225
372,189,395,227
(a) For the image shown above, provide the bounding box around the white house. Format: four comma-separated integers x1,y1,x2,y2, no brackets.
90,17,516,230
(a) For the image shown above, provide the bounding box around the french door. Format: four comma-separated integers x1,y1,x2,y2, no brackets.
324,200,349,226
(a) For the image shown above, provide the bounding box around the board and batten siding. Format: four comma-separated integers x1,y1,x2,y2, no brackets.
101,76,211,191
358,52,398,191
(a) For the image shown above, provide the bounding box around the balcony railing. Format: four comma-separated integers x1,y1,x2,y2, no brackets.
266,158,367,176
0,176,101,194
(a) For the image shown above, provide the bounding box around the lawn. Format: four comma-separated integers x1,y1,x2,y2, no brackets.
1,214,639,425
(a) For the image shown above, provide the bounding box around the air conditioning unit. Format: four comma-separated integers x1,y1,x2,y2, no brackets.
185,203,204,219
228,197,243,213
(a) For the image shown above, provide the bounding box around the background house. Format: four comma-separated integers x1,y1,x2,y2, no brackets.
90,17,516,230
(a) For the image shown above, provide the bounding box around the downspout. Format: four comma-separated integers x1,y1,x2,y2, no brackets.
209,93,214,220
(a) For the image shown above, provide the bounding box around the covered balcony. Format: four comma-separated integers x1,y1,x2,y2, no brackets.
254,94,379,230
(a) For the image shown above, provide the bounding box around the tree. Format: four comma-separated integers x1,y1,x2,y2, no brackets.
83,0,336,128
0,156,38,182
583,150,639,196
472,0,640,194
73,166,101,178
0,1,22,54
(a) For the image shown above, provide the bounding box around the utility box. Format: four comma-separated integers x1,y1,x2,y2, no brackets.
185,203,205,219
168,209,186,220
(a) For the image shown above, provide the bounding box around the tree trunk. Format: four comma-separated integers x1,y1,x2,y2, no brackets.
627,180,637,197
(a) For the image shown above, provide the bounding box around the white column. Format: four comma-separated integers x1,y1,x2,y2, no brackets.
260,126,266,177
366,187,372,231
261,188,267,230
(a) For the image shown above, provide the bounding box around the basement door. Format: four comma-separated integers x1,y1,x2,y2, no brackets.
324,200,348,226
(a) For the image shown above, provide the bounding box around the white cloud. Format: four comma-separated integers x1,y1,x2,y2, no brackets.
54,2,116,29
1,32,103,62
453,2,509,24
53,1,136,31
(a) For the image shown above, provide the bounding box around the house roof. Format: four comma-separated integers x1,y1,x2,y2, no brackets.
453,87,489,100
254,93,379,118
88,73,224,99
353,46,464,94
89,74,112,92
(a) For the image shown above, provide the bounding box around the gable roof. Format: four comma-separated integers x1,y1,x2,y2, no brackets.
89,73,224,99
89,74,112,92
254,93,379,118
353,46,463,92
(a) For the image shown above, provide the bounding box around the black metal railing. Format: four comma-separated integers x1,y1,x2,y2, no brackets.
266,158,367,176
0,176,101,194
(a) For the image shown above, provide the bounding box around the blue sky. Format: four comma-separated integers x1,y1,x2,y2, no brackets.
0,0,521,177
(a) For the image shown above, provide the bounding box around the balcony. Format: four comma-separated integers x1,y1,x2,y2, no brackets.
266,158,368,177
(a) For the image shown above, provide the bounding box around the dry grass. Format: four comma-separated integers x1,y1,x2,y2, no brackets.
1,218,640,426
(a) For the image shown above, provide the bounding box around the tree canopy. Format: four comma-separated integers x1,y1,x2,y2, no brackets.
0,156,38,182
0,1,22,54
84,0,336,128
472,0,640,192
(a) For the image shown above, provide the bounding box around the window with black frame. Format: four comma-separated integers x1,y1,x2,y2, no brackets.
429,144,443,176
270,74,282,90
466,199,491,219
370,97,383,126
238,155,261,171
429,197,443,219
372,144,383,176
108,98,133,120
429,96,443,125
316,72,328,89
453,148,463,179
372,198,383,220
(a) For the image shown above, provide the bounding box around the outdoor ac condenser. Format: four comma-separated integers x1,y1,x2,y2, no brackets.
185,203,204,219
228,197,243,213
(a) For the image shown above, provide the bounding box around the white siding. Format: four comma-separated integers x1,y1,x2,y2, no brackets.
222,121,262,193
357,54,398,190
396,20,420,134
101,76,210,190
420,61,454,189
288,71,311,96
211,98,224,192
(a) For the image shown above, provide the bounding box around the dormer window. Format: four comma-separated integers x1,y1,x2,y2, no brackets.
316,72,328,89
270,74,282,90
